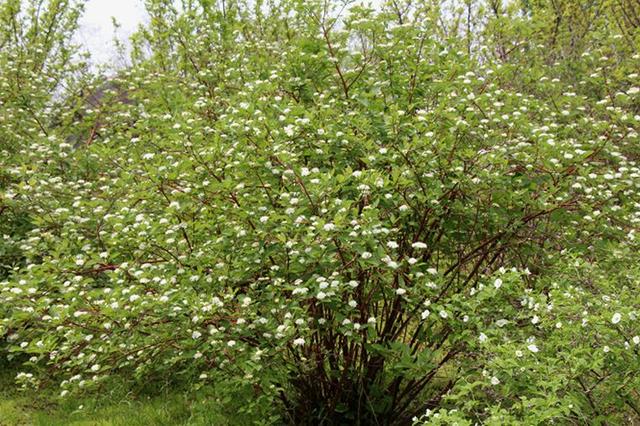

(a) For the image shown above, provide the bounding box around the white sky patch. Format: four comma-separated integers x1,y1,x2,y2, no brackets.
73,0,383,68
75,0,148,67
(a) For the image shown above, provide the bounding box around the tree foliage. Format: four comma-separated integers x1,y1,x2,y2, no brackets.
1,0,639,424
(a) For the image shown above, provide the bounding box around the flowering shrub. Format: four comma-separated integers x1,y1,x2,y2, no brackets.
1,0,640,424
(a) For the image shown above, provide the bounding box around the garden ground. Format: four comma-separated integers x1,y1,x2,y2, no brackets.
0,368,250,426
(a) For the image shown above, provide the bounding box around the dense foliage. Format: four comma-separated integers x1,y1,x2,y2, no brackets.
1,0,639,424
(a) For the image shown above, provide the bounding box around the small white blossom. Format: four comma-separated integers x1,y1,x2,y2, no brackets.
284,124,295,136
496,319,508,328
386,260,399,269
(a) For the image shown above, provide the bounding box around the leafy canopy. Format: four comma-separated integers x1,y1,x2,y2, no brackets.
1,0,639,424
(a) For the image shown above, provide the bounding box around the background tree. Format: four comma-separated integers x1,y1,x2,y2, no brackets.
1,1,639,425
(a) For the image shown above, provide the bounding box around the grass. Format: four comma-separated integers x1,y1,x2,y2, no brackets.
0,367,277,426
0,393,205,426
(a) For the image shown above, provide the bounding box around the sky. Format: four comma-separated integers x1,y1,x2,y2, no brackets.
74,0,382,67
75,0,148,66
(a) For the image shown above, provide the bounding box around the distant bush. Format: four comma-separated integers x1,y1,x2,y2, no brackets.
1,0,639,424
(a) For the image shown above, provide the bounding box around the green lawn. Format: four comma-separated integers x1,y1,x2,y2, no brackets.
0,369,270,426
0,389,230,426
0,393,202,426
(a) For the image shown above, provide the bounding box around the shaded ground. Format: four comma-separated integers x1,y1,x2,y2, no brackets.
0,369,260,426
